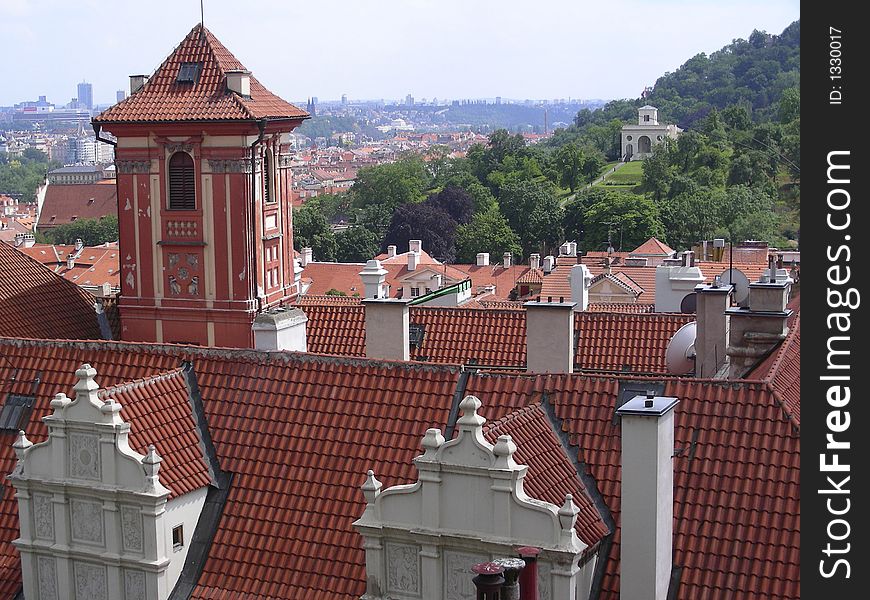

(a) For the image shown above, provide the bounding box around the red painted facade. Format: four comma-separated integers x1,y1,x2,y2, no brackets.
104,122,303,346
94,25,308,347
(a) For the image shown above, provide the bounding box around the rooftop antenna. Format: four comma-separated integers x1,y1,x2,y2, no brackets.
199,0,206,41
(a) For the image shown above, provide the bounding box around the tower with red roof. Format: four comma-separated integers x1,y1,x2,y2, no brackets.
93,24,308,347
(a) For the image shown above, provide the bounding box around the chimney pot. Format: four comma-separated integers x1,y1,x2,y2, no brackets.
226,69,251,97
644,399,654,408
387,245,397,258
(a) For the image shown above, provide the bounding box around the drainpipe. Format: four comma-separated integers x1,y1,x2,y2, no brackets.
91,123,117,148
250,118,267,312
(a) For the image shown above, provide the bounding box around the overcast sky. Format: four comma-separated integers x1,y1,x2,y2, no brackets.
1,0,799,107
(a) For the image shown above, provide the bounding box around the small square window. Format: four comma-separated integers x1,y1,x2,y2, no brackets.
172,524,184,549
0,395,35,431
410,287,420,297
177,62,202,84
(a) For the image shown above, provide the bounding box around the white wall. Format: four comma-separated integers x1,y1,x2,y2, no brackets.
163,486,209,591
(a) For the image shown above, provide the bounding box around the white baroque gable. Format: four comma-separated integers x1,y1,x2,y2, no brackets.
353,395,586,600
8,364,175,600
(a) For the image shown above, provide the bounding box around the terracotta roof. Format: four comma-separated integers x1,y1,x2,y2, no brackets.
0,242,104,340
749,308,800,427
36,183,117,230
483,403,610,547
587,302,654,314
295,294,362,306
19,244,120,289
465,372,800,600
538,264,573,300
591,271,645,296
630,237,674,255
0,339,461,599
450,263,532,299
516,267,544,285
302,303,692,374
94,24,308,124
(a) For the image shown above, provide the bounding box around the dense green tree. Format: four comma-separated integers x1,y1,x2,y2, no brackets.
497,180,559,236
441,171,497,214
0,151,58,203
335,226,381,263
293,205,337,261
44,215,119,246
583,191,664,251
350,156,429,212
455,206,522,264
526,196,565,256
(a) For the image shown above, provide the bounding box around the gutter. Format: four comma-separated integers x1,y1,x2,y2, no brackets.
91,122,118,147
249,119,267,312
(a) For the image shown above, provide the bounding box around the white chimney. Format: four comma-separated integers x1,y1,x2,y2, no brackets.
524,299,576,373
359,259,390,299
363,298,410,361
387,245,397,258
13,233,24,247
568,264,593,312
129,74,148,95
226,69,251,97
66,254,75,270
476,252,490,267
301,247,313,267
694,282,732,378
22,233,35,248
654,259,704,313
542,255,555,273
529,253,541,270
75,237,84,252
616,394,678,600
252,307,308,352
407,251,419,271
503,252,512,269
568,241,578,256
409,239,422,254
559,242,570,256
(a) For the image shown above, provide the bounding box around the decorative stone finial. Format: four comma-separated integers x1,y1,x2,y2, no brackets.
420,428,445,459
100,396,123,414
142,444,162,490
50,392,72,414
73,363,100,404
13,430,32,462
558,493,580,532
492,434,518,469
361,469,382,504
456,395,486,428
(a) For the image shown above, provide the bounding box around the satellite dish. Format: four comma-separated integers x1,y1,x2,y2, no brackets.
720,268,750,306
665,321,696,375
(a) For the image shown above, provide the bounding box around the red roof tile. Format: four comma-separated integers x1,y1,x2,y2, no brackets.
0,339,461,599
36,183,117,230
301,303,692,374
465,372,800,600
631,237,675,255
94,25,308,124
749,310,800,427
483,404,610,547
0,242,104,340
99,367,213,498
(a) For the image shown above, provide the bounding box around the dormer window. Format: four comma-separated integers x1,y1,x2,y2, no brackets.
168,152,196,210
176,62,202,84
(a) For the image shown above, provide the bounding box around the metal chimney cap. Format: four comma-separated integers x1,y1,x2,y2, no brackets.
617,395,679,417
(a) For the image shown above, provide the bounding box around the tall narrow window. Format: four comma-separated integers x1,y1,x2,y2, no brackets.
263,150,275,203
168,152,195,210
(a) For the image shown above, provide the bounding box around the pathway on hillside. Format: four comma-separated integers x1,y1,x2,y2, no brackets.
590,161,626,187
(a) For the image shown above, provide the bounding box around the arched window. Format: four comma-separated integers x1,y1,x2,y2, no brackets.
168,152,195,210
263,150,275,203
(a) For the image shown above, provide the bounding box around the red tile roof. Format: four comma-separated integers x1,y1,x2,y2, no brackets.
749,308,800,427
0,242,104,340
450,263,532,299
630,237,674,255
516,267,544,285
99,367,213,498
301,303,693,374
19,244,120,289
0,339,461,599
465,372,800,600
36,183,117,230
587,302,654,314
94,25,308,124
483,403,610,547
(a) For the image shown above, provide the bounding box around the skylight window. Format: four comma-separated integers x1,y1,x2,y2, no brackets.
177,62,202,84
0,395,35,431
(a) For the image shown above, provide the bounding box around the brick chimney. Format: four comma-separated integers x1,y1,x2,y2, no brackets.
694,280,733,378
616,394,679,600
358,259,389,299
363,298,410,361
252,307,308,352
725,272,791,378
524,298,575,373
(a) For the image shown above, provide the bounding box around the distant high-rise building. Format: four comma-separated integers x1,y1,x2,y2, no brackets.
496,96,501,105
341,94,347,105
405,93,414,106
116,90,126,103
77,81,93,110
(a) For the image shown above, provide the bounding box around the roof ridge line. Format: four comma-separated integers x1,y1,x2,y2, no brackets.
99,366,185,399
